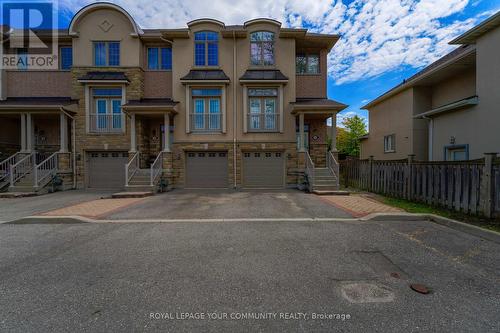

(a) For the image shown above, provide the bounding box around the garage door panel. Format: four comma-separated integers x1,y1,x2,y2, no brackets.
185,152,228,188
243,152,284,188
88,151,128,189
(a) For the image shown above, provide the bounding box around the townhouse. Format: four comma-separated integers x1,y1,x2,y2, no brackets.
360,11,500,161
0,3,347,193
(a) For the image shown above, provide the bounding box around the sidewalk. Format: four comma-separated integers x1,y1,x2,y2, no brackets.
321,194,403,217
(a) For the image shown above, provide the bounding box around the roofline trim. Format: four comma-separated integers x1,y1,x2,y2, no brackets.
449,11,500,44
187,18,225,28
68,2,143,37
244,18,282,28
413,96,478,118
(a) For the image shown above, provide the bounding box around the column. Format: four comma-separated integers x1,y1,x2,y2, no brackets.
330,113,337,152
59,113,68,153
130,113,136,152
163,113,171,152
20,113,27,152
26,113,33,152
299,113,305,152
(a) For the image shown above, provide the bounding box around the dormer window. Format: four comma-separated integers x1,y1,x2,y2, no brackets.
250,31,275,66
194,31,218,66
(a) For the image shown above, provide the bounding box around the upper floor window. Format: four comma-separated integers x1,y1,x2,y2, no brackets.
384,134,396,153
296,54,319,74
94,42,120,66
248,88,278,132
17,48,28,70
60,47,73,70
90,88,123,133
147,47,172,70
191,88,222,132
194,31,218,66
250,31,275,66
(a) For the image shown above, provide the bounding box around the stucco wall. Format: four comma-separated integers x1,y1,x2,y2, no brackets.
361,88,414,160
72,8,141,67
172,21,296,144
431,67,476,108
431,26,500,160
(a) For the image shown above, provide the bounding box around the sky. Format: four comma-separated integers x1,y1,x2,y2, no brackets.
53,0,500,126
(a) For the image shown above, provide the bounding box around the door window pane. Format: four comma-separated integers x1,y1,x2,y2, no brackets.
96,99,107,129
112,100,122,129
209,99,220,129
194,99,205,129
265,99,276,129
249,98,261,129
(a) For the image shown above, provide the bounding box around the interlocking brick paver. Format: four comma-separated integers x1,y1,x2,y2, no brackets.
41,198,145,218
321,194,403,217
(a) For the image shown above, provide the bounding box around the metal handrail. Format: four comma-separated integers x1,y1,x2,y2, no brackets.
89,114,125,133
247,113,279,132
125,152,139,186
34,152,58,188
0,152,21,184
305,151,315,192
150,152,163,186
327,151,340,187
189,113,222,132
10,152,35,186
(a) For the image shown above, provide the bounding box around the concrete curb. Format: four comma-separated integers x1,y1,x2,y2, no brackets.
362,213,500,244
4,216,363,224
4,213,499,245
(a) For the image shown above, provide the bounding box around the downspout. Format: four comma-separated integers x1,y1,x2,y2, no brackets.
61,108,77,189
423,116,433,161
233,31,237,189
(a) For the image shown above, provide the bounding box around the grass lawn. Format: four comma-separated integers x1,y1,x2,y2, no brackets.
379,196,500,233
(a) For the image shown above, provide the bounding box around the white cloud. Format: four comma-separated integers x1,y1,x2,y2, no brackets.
60,0,489,84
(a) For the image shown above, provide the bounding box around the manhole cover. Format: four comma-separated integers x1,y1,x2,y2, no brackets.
341,282,395,303
410,284,430,294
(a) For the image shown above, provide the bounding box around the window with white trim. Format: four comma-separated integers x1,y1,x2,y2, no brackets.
248,88,278,132
191,88,222,132
384,134,396,153
90,88,124,133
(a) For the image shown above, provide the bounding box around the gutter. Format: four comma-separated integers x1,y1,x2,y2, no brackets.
413,96,478,119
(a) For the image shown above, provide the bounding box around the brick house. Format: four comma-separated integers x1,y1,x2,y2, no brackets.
0,3,347,193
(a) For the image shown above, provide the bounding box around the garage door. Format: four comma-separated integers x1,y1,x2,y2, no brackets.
185,151,228,188
87,151,128,189
243,151,285,188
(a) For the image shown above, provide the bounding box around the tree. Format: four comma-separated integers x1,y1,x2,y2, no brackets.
336,115,367,157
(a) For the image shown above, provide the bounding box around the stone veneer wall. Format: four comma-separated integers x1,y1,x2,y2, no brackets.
308,117,328,167
71,67,144,188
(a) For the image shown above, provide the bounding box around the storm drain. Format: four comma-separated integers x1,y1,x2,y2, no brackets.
341,282,395,303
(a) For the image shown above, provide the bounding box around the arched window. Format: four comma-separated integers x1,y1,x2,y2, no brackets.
194,31,219,66
250,31,275,66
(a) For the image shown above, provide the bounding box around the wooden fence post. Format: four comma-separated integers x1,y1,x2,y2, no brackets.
368,156,374,191
481,153,497,218
407,154,415,200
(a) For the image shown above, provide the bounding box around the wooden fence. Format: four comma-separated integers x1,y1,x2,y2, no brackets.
340,154,500,218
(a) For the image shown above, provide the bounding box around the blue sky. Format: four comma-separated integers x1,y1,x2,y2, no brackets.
53,0,500,126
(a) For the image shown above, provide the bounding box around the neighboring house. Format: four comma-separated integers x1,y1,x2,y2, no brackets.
0,3,347,193
360,11,500,161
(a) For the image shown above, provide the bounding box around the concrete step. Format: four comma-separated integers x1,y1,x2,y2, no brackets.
0,192,37,198
312,190,350,196
313,180,338,186
129,180,152,186
312,184,340,191
125,184,156,193
9,186,37,193
112,191,153,198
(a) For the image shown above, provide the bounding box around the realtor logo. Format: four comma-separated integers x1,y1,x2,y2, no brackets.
1,0,58,69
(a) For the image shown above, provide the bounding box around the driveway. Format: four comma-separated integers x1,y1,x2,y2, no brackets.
104,189,353,220
0,190,115,222
0,218,499,332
